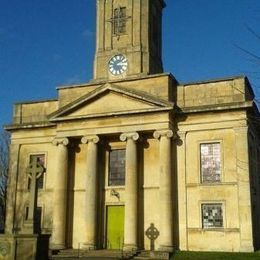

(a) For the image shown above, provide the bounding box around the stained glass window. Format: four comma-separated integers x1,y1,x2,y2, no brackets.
28,154,45,189
109,149,125,186
202,204,223,228
200,143,221,183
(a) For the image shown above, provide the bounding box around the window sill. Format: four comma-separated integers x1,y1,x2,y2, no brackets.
104,186,125,190
186,182,237,187
188,228,240,233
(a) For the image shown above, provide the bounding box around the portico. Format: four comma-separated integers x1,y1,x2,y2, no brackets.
48,95,175,251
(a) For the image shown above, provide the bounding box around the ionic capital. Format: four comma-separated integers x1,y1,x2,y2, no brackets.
120,132,139,142
153,130,174,140
81,135,100,144
52,138,69,146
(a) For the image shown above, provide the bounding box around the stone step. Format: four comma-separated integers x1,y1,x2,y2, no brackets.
51,249,137,259
52,255,121,259
133,251,170,260
51,249,170,260
136,251,150,257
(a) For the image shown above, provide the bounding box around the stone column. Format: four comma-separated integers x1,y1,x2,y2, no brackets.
153,130,174,252
51,138,69,249
81,135,100,250
176,131,188,250
120,132,139,251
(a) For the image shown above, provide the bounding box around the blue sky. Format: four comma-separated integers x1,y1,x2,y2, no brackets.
1,0,260,127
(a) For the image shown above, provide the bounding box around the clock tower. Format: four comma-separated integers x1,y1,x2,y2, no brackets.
93,0,166,81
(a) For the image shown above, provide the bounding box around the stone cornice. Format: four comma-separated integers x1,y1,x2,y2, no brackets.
178,101,254,114
4,122,56,131
57,73,176,90
49,83,173,122
51,107,173,122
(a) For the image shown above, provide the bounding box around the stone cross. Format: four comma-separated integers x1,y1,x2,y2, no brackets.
145,223,160,251
26,156,44,232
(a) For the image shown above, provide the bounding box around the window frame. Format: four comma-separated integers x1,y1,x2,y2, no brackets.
201,202,224,229
199,141,222,184
108,148,126,187
113,7,127,36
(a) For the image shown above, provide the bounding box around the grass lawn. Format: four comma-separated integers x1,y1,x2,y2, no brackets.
171,251,260,260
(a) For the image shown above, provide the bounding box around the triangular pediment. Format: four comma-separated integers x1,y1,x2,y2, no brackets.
49,83,173,122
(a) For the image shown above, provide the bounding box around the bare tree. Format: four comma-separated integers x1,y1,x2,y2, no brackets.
234,25,260,107
0,130,10,232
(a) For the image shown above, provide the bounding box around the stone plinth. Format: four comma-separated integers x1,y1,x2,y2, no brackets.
0,234,50,260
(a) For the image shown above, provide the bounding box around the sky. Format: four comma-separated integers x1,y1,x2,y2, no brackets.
1,0,260,127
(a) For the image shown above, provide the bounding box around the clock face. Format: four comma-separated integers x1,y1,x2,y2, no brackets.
108,54,128,75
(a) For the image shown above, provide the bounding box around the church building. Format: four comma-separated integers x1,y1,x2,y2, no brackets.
1,0,260,258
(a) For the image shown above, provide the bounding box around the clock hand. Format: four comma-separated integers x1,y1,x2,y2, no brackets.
117,62,127,66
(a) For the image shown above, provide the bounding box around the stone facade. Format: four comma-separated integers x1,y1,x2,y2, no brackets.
2,0,260,257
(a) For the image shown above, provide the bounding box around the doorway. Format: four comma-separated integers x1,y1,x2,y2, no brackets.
106,205,124,249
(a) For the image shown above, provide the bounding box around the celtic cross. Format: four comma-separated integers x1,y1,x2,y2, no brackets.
26,156,44,232
145,223,160,251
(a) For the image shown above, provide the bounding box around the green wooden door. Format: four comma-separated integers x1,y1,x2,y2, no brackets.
106,206,124,249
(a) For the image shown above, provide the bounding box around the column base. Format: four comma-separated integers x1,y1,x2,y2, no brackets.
123,244,138,251
158,245,174,252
